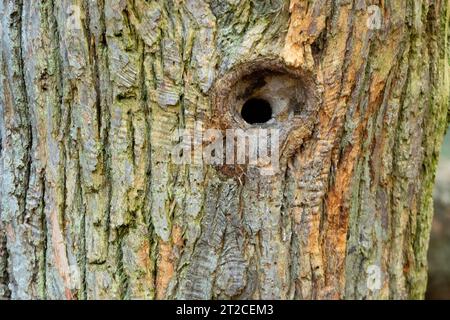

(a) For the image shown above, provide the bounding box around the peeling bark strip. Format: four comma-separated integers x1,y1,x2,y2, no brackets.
0,0,449,300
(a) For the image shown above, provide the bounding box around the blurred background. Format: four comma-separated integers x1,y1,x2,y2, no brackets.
427,129,450,299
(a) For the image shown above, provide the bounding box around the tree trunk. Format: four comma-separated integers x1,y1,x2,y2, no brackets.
0,0,449,300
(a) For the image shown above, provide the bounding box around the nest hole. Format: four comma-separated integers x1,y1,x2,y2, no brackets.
241,98,273,124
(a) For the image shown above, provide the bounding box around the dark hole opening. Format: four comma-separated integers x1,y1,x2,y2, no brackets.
241,98,272,124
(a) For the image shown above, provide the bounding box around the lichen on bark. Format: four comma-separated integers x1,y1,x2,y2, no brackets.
0,0,449,300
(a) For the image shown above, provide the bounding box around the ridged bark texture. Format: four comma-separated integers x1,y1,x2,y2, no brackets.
0,0,449,300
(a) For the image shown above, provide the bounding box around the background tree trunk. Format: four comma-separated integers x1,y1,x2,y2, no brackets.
0,0,449,300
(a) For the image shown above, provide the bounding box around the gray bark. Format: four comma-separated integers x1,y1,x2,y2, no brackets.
0,0,449,300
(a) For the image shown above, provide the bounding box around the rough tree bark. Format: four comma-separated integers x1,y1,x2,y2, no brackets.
0,0,449,300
